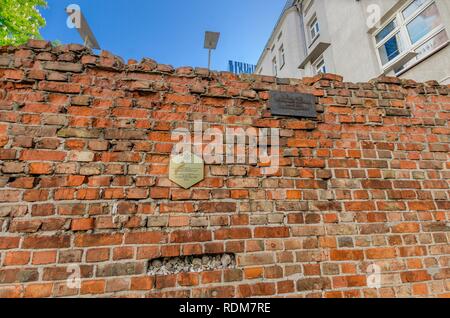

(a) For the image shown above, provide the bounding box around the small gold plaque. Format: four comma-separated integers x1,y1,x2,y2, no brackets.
169,153,204,189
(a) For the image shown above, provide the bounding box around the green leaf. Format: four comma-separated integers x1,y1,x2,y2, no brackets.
0,0,47,46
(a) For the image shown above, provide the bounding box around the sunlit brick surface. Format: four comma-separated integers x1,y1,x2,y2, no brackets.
0,40,448,298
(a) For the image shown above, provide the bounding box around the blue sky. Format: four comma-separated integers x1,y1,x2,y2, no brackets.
40,0,286,71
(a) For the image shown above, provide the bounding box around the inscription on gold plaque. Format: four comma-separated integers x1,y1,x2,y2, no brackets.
169,153,204,189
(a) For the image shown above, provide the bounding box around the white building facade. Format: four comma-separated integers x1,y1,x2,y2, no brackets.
256,0,450,84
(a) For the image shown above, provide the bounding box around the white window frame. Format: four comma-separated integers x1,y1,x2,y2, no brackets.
272,57,277,76
308,14,320,44
373,0,448,74
304,0,314,16
279,45,286,69
277,31,283,42
313,55,326,74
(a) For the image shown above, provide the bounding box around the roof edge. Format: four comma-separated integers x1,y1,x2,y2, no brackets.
256,0,298,69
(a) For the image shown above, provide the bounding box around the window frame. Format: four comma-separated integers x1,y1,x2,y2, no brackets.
373,0,447,73
308,15,320,44
272,57,277,76
313,55,326,75
277,31,283,42
279,44,286,69
270,44,275,53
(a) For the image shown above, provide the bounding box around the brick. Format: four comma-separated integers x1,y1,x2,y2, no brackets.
57,128,100,138
38,81,81,94
330,250,364,261
198,202,237,213
2,162,25,174
67,151,95,162
170,230,212,243
104,129,146,140
4,69,24,80
71,218,95,231
392,222,420,233
125,232,166,244
0,149,16,159
0,237,21,250
131,276,154,290
254,227,290,238
401,270,432,283
96,262,145,277
81,280,105,295
20,150,66,161
32,251,57,265
244,267,264,279
155,275,177,289
24,283,53,298
0,268,39,284
45,61,83,72
238,253,274,266
200,271,221,284
29,162,53,174
214,228,252,240
137,246,160,259
9,219,42,233
105,278,130,292
23,235,70,249
0,190,20,202
9,177,35,189
86,248,110,262
297,278,331,291
4,251,31,266
75,233,123,247
366,247,397,259
192,286,235,298
0,46,449,299
238,282,275,297
177,272,200,286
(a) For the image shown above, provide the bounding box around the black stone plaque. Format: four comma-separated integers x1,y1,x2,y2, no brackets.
269,91,317,118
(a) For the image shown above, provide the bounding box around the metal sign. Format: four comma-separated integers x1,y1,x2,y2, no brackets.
269,91,317,118
169,153,204,189
228,60,256,75
204,32,220,49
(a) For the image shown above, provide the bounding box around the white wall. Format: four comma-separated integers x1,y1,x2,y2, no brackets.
397,0,450,83
257,8,303,78
257,0,450,83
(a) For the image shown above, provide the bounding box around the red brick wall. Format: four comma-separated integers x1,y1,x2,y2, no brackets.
0,40,449,298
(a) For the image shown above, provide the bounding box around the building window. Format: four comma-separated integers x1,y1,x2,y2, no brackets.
277,31,283,41
272,57,277,76
374,0,448,72
309,15,320,42
279,45,285,69
313,56,326,74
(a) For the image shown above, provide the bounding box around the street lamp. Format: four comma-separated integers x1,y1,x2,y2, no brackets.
204,31,220,70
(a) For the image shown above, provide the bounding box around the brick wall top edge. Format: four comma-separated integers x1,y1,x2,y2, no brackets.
1,40,450,93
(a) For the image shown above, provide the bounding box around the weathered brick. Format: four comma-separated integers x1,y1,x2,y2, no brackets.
44,61,83,73
23,235,70,249
38,81,81,94
0,45,448,299
67,151,95,162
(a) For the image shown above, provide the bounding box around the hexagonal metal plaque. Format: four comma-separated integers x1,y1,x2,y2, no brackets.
169,153,204,189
